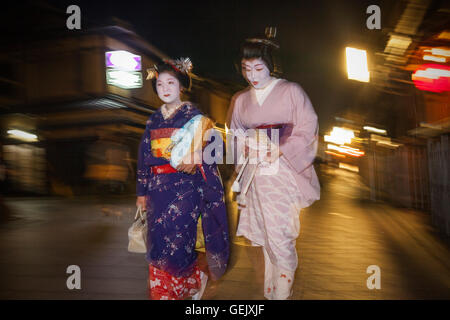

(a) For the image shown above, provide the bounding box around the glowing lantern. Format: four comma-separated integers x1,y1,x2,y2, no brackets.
412,64,450,93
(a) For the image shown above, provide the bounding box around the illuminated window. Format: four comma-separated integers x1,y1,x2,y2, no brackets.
346,47,370,82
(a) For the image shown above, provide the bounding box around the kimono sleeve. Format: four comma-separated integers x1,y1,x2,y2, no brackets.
200,164,229,280
199,132,230,280
201,162,225,203
136,119,152,196
229,93,245,132
279,83,319,174
228,95,247,171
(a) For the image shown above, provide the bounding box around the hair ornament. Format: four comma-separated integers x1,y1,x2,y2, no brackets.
175,57,193,74
163,57,193,75
246,26,280,49
146,65,159,80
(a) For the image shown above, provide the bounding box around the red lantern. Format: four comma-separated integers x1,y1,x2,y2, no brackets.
412,64,450,93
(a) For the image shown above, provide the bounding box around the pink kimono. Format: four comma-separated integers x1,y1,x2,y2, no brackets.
230,79,320,299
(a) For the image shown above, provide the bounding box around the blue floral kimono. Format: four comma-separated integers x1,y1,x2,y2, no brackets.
136,103,229,281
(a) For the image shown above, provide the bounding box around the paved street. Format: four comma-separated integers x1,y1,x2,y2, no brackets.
0,164,449,300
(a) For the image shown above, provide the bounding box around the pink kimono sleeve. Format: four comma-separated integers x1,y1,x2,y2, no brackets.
279,83,319,174
229,94,244,131
229,94,247,170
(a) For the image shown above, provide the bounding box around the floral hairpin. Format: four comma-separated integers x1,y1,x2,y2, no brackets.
146,65,159,80
164,57,193,75
174,57,193,74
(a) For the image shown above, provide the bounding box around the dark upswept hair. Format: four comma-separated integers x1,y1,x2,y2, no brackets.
236,37,282,77
239,40,276,73
151,61,191,93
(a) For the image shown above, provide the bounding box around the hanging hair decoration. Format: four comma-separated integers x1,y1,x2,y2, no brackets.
146,65,159,80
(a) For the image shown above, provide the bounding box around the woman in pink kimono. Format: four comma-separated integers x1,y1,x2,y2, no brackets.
229,36,320,300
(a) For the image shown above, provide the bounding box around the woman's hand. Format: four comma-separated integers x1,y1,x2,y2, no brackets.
136,196,147,211
176,163,197,174
176,151,199,174
264,150,283,163
245,136,282,164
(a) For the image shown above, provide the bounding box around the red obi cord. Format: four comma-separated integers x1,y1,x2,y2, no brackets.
148,264,202,300
256,124,283,129
151,164,207,182
151,164,178,174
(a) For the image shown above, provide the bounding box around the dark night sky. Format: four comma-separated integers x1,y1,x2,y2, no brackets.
9,0,395,132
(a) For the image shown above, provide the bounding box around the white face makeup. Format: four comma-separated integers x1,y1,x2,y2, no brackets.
241,58,272,89
156,72,182,105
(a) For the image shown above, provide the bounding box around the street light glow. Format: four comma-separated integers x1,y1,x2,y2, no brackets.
424,48,450,57
327,144,364,157
423,55,446,63
376,140,402,148
413,68,450,80
7,129,38,142
363,126,387,135
346,47,370,82
325,150,346,158
324,127,355,145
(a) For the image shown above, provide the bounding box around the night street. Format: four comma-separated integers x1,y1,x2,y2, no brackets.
1,164,449,300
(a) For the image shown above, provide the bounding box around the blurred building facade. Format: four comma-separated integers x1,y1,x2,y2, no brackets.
0,2,233,196
356,0,449,236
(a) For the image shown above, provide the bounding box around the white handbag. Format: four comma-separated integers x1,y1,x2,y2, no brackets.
128,206,147,253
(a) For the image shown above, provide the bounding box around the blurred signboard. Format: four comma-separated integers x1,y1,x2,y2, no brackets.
105,50,143,89
412,64,450,93
106,70,143,89
105,51,142,71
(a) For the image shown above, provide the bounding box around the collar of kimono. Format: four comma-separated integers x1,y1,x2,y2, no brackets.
253,77,277,90
161,102,185,120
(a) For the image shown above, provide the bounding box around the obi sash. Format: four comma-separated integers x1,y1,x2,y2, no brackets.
150,128,179,160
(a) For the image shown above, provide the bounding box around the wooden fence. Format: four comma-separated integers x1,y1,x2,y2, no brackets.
360,134,449,236
427,134,450,236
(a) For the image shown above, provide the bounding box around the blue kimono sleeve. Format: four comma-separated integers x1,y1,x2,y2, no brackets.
136,120,152,196
200,129,226,202
199,134,230,280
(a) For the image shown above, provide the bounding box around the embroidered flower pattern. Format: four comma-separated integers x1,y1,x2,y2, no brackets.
148,265,201,300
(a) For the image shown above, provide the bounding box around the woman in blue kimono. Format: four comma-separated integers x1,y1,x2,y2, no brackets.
136,58,229,300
